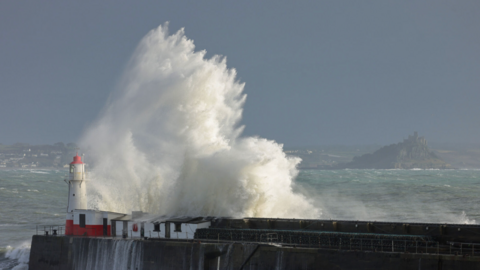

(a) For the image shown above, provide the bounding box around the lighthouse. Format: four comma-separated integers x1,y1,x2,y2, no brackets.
59,153,211,238
65,153,87,235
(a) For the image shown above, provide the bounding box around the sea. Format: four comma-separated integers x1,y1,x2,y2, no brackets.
1,168,479,269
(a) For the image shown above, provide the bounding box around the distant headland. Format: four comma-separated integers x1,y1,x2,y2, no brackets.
0,142,78,168
284,132,472,170
336,132,450,169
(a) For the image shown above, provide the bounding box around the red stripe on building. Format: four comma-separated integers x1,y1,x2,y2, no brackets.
70,224,111,236
65,220,74,235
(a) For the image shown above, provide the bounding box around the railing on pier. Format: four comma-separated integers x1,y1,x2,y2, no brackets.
36,225,65,236
448,242,480,257
194,228,480,257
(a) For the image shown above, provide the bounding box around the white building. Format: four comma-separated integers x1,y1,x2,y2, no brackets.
61,154,211,239
111,213,211,239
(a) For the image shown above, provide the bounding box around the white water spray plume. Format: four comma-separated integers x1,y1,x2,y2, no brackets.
80,23,320,219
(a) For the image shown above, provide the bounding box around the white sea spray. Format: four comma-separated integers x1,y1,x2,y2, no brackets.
3,243,30,270
80,23,320,219
459,211,476,224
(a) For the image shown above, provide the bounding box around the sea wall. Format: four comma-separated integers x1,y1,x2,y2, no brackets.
29,235,480,270
214,218,480,243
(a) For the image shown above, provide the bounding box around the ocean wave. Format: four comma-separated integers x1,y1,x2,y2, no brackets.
80,24,320,218
0,242,30,270
0,224,20,227
33,211,63,217
29,170,50,174
459,211,476,224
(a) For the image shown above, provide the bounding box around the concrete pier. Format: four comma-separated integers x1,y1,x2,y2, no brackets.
29,235,480,270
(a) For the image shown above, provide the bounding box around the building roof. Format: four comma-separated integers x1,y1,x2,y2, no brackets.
73,209,126,215
165,217,207,224
111,215,132,221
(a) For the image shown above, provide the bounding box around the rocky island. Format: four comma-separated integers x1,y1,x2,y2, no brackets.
340,132,450,169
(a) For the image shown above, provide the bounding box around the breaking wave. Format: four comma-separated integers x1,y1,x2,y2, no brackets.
0,243,30,270
80,23,319,219
459,211,476,225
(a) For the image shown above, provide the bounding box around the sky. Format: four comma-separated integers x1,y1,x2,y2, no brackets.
0,1,479,146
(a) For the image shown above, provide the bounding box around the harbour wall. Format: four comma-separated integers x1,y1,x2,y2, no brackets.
214,218,480,243
29,235,480,270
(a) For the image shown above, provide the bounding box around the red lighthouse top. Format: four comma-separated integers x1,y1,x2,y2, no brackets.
70,154,83,164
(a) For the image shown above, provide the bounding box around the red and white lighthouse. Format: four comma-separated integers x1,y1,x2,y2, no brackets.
65,154,87,235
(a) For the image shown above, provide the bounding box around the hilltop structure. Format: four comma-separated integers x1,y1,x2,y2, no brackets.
341,132,449,169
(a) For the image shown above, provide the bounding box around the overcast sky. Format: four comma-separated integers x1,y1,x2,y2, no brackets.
0,1,479,146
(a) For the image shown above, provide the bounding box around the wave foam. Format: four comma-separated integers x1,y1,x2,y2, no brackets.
459,211,476,224
2,243,30,270
29,170,50,174
80,23,319,219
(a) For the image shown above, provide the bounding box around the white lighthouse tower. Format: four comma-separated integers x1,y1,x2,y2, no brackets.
65,153,87,235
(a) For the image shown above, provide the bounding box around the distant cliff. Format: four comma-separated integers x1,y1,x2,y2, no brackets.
340,132,450,169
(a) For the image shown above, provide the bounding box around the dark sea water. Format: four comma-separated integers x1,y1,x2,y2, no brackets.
1,168,479,269
295,169,480,224
0,170,66,270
